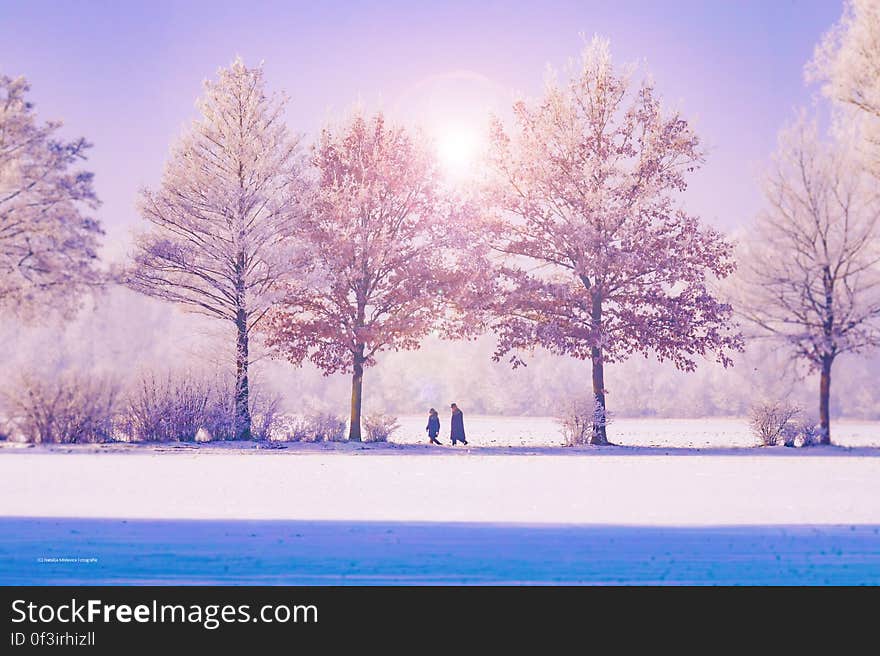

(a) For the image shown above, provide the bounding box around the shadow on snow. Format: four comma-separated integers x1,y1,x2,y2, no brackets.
1,517,878,585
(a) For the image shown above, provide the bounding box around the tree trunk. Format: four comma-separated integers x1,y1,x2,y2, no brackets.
590,346,609,445
590,292,609,445
349,345,365,442
234,308,252,441
818,354,833,445
818,266,834,445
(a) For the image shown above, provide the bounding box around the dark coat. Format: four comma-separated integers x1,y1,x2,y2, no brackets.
426,415,440,437
450,409,466,442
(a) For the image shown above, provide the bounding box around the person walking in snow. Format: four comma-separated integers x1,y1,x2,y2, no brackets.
450,402,468,446
426,408,442,445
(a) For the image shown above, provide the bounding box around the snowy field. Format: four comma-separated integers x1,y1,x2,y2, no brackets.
388,415,880,449
1,417,879,584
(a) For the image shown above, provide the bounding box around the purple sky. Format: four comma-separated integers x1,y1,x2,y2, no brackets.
1,0,842,257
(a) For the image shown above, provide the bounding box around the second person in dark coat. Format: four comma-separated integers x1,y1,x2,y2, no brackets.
450,403,468,446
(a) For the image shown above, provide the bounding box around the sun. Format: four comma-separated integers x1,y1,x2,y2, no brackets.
435,126,482,181
395,70,504,183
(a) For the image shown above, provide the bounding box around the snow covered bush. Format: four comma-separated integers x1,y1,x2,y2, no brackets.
3,373,121,444
121,374,212,442
270,415,311,442
249,389,281,442
557,397,612,446
363,414,400,443
749,400,802,446
308,413,347,442
119,372,280,442
207,377,280,441
557,400,591,446
272,413,346,443
791,417,824,447
779,421,800,448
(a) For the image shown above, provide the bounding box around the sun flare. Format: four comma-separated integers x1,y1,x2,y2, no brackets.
435,126,482,181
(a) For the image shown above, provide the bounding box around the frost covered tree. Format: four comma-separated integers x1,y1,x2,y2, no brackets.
741,116,880,444
0,74,103,318
809,0,880,175
129,59,305,440
264,113,485,441
485,38,741,444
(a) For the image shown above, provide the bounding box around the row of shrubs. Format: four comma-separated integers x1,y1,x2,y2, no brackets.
557,396,824,448
272,413,400,443
4,374,818,447
0,372,401,445
0,372,278,444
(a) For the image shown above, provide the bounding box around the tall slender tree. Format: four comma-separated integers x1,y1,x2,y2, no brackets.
0,74,103,318
741,116,880,444
485,38,741,444
263,112,484,441
129,59,305,440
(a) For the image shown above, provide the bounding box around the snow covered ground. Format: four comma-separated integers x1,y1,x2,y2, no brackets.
2,448,880,524
388,415,880,449
1,417,878,584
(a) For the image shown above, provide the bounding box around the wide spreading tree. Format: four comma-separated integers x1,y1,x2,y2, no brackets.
128,59,305,440
263,112,486,441
0,74,103,318
485,38,742,444
741,116,880,444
